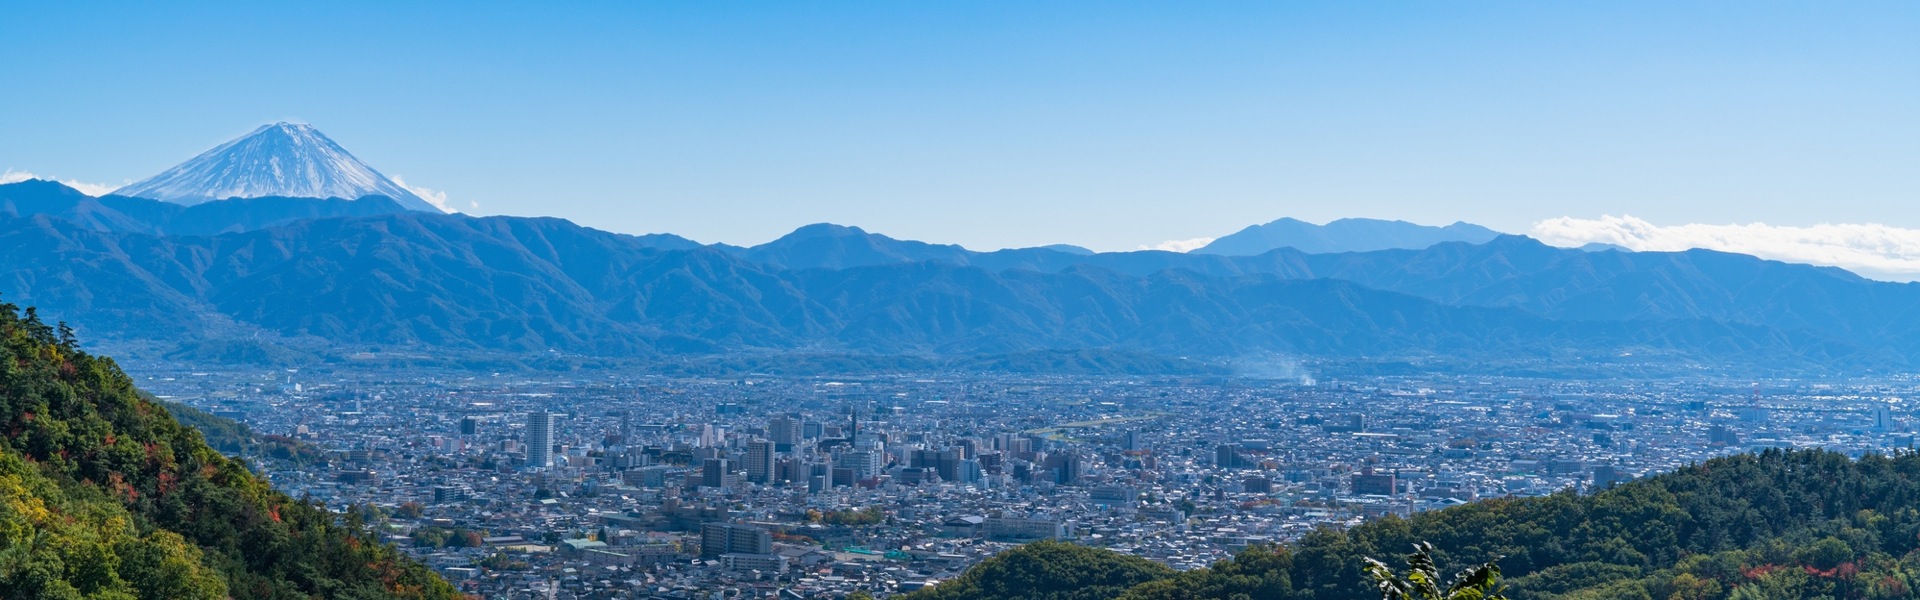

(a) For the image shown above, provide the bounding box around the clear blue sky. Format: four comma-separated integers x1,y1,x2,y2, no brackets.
2,2,1915,251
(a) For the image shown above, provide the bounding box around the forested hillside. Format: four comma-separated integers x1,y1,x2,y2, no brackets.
915,449,1920,600
905,541,1174,600
8,179,1918,375
0,300,459,599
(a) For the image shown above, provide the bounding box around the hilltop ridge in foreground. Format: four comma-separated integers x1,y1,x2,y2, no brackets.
908,449,1920,600
0,302,458,599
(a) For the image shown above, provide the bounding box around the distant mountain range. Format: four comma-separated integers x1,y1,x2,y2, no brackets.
1,179,1911,375
1,177,416,235
113,122,444,212
1195,217,1504,255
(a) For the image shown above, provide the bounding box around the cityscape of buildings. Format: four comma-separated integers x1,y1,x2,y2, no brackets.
134,365,1920,599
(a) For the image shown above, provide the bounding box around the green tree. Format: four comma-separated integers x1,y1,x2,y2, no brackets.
1793,536,1853,571
395,501,425,519
904,541,1175,600
1362,542,1507,600
1121,544,1294,600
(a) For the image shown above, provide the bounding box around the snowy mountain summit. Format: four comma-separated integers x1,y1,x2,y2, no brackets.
113,122,445,212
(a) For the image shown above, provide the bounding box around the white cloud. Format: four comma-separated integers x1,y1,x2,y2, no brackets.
390,175,457,214
1532,214,1920,282
1138,237,1216,253
0,169,121,196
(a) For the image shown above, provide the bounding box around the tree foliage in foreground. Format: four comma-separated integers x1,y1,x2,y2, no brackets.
0,301,460,599
926,447,1920,600
1362,541,1506,600
902,540,1175,600
1133,448,1920,600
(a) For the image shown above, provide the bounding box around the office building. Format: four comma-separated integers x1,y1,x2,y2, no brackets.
525,412,556,468
982,516,1064,542
910,447,964,482
769,415,802,451
1874,404,1898,433
702,457,732,489
955,458,984,485
1243,476,1274,494
1708,425,1741,446
1215,443,1243,469
1591,465,1631,489
745,439,775,484
1352,466,1397,496
701,523,771,558
1044,451,1082,484
837,449,883,481
721,553,788,572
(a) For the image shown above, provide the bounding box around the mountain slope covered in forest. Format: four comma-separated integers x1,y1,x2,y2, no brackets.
912,449,1920,600
0,199,1877,374
8,179,1920,374
0,302,458,599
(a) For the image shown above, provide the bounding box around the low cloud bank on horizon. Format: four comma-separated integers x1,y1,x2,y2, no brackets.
1141,237,1216,252
1532,215,1920,282
0,169,120,197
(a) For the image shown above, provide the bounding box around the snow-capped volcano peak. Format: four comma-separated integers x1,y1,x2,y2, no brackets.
113,122,446,212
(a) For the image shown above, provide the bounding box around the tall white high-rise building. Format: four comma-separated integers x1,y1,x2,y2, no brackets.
1873,403,1898,433
526,411,556,468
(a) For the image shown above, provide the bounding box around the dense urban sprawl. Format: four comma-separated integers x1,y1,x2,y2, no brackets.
134,366,1920,599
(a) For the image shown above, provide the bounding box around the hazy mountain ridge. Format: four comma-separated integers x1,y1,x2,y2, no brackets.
722,220,1917,357
727,223,977,269
2,180,1911,372
1195,216,1504,255
1,176,418,235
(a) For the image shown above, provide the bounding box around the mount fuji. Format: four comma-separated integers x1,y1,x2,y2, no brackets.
113,122,446,212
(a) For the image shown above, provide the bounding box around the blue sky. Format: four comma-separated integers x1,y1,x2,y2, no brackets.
2,2,1916,254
